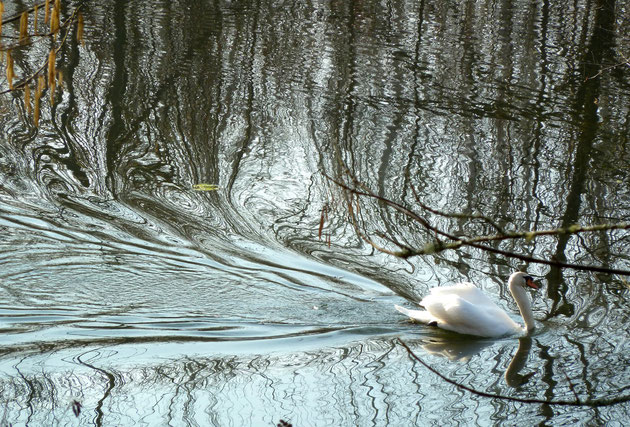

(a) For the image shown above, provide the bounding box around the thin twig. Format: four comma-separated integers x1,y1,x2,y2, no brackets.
326,173,630,276
585,49,630,80
409,181,506,234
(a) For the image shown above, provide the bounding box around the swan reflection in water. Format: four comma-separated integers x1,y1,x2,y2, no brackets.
418,336,535,388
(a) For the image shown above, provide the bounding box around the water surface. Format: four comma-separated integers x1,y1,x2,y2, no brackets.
1,0,629,425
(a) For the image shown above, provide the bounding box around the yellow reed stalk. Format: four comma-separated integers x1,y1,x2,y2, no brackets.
19,11,28,41
34,93,40,126
48,50,56,86
54,0,61,31
44,0,50,24
48,50,56,103
6,50,14,90
51,6,59,36
25,85,31,113
34,75,45,127
0,2,4,36
57,69,63,89
77,13,84,45
34,5,39,35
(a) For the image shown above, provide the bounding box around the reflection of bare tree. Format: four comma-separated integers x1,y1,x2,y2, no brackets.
0,340,428,425
545,0,617,319
5,336,626,425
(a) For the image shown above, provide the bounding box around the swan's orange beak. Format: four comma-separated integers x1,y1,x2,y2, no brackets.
525,276,538,290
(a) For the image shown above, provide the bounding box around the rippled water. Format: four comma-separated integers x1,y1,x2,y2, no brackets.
1,0,629,425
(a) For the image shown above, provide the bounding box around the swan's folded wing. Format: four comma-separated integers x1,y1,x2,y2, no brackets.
427,283,503,310
422,294,517,337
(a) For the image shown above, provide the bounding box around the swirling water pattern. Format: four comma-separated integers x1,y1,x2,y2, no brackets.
1,0,629,425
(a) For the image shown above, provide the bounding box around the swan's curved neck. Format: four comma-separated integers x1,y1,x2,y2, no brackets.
509,280,536,333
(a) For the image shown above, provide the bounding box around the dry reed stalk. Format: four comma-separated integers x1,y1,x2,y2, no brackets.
34,75,45,127
48,49,56,103
34,94,40,126
0,2,4,36
50,5,59,36
19,11,28,41
6,50,14,89
77,12,83,44
24,85,31,113
34,5,39,34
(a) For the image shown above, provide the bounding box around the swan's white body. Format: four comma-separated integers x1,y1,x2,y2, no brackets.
395,272,538,338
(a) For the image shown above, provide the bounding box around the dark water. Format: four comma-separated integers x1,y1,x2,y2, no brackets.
1,0,629,425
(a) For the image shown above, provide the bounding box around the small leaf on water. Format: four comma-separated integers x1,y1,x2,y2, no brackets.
192,183,219,191
525,232,535,242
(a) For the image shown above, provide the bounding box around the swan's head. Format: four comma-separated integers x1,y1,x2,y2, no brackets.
509,271,539,290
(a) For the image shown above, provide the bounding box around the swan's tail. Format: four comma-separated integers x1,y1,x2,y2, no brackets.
395,305,436,324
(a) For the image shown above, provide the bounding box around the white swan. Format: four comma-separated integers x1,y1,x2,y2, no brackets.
395,272,539,338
